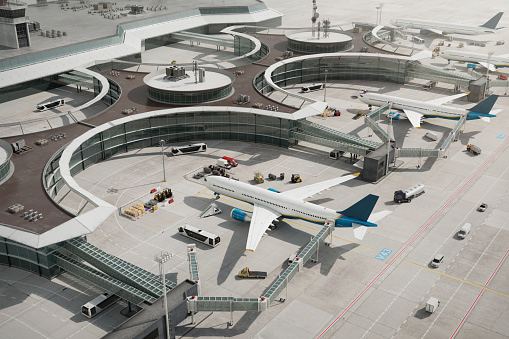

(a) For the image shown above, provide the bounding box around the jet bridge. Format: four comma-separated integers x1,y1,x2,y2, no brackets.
170,31,235,49
186,221,335,322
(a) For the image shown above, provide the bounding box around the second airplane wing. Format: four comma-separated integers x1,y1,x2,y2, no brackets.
246,203,281,252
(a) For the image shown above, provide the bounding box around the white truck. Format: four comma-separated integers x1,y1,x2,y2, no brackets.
425,297,440,313
457,223,471,239
216,158,232,169
394,183,425,203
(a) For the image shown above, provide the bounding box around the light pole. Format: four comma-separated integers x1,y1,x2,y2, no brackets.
323,69,329,102
485,51,494,98
376,3,384,25
154,251,173,339
160,140,166,182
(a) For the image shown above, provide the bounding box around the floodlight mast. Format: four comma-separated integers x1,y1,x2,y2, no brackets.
311,0,318,37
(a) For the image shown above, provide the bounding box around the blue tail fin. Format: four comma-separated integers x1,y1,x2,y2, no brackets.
470,95,499,114
338,194,379,222
480,12,503,29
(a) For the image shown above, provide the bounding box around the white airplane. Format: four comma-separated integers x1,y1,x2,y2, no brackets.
358,90,499,128
391,12,504,36
441,50,509,72
203,175,390,252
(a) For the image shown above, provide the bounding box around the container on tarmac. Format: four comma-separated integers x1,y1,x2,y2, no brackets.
394,183,425,203
425,297,440,313
424,132,438,141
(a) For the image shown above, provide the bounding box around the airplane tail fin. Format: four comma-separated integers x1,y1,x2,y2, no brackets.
470,95,499,114
338,194,379,222
480,12,504,29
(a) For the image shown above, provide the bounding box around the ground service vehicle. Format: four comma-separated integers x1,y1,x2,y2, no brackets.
268,173,277,180
330,149,345,159
238,267,267,279
426,297,440,313
394,183,425,203
424,132,438,141
171,143,207,156
37,99,65,111
498,74,508,80
81,293,119,318
478,203,488,212
178,224,220,247
301,83,325,93
216,158,232,169
457,223,471,239
254,171,264,183
222,156,238,167
467,144,481,155
430,254,444,268
423,81,437,90
291,174,302,183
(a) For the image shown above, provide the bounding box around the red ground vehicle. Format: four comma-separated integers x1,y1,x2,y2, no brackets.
498,74,508,80
222,156,238,167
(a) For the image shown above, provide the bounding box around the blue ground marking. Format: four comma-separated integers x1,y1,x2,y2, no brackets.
375,248,392,261
497,134,506,139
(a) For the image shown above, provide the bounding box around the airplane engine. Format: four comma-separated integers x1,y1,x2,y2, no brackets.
419,29,431,35
230,208,252,222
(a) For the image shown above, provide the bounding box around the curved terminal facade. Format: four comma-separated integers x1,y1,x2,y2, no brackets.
0,139,13,183
286,31,354,54
144,68,235,105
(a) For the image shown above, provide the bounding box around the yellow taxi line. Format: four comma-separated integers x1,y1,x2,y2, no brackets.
404,260,509,299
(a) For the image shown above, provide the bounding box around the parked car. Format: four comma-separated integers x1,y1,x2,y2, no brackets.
430,254,444,268
478,203,488,212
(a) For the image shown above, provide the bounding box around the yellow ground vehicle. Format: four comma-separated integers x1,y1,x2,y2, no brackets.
291,174,302,183
238,267,267,279
254,171,264,183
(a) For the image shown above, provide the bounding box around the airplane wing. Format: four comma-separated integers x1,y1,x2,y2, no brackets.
427,92,468,105
402,109,422,128
428,28,443,35
280,174,358,200
246,203,281,252
479,62,497,72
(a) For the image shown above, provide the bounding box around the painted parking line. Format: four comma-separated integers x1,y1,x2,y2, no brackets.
403,260,509,299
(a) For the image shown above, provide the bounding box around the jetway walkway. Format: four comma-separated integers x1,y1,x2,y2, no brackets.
61,238,176,301
53,252,157,305
170,31,235,49
57,71,94,88
186,221,335,319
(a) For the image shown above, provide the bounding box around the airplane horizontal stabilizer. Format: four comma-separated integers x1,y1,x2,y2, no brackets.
367,210,392,223
352,223,368,240
428,28,443,35
338,194,378,222
427,92,469,106
479,62,497,72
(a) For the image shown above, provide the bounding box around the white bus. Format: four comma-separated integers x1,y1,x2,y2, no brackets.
81,293,119,318
178,224,220,247
37,99,65,111
171,143,207,156
301,83,325,93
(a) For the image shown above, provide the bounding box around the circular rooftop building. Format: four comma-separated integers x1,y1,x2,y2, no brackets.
286,31,354,54
0,139,13,184
143,67,235,105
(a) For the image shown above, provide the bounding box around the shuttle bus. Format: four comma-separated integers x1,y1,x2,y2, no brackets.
178,224,220,247
171,143,207,156
37,99,65,111
81,293,119,318
301,84,325,93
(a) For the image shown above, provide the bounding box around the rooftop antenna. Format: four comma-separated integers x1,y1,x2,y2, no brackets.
322,19,330,38
311,0,319,37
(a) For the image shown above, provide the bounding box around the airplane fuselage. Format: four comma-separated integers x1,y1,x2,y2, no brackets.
391,18,497,35
359,92,467,120
440,51,509,68
205,176,338,224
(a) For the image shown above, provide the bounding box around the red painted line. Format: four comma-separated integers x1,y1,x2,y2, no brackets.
317,137,509,339
449,249,509,339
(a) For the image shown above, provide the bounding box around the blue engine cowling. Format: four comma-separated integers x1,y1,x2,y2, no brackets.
267,188,280,193
231,208,252,222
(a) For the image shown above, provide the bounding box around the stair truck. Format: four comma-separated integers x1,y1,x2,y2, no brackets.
394,183,425,203
238,267,267,279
